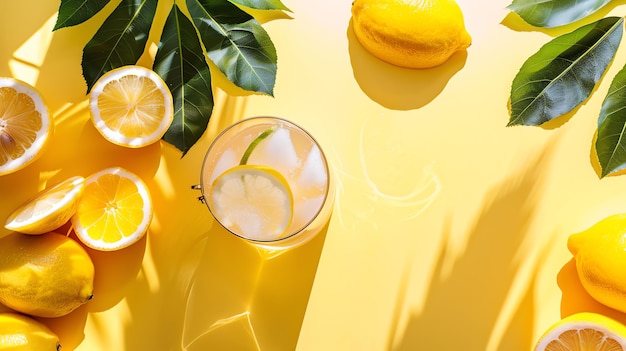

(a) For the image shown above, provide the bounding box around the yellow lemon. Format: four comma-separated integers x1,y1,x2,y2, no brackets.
0,312,60,350
0,232,94,318
209,165,293,241
0,78,52,176
568,214,626,313
351,0,472,69
534,312,626,350
71,167,152,251
89,65,173,148
4,176,85,234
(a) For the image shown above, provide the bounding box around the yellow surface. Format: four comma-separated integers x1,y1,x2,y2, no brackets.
2,0,626,350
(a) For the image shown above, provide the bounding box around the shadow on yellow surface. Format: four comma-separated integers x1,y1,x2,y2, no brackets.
390,147,555,350
558,258,626,324
346,20,467,111
181,221,328,350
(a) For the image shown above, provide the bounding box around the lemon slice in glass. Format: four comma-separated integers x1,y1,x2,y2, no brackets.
4,176,85,234
209,165,293,241
71,167,152,251
535,312,626,350
89,65,173,148
0,78,52,176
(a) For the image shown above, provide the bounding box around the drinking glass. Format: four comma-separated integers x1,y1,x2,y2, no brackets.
193,116,334,250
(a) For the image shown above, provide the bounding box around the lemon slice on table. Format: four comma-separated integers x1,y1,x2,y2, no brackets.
209,165,293,241
89,65,173,148
534,312,626,350
5,176,85,234
71,167,152,251
0,78,52,176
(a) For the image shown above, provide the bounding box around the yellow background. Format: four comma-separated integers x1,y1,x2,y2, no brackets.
3,0,626,350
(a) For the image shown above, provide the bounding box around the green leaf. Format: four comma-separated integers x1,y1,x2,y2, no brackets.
82,0,157,92
54,0,111,30
507,0,612,28
508,16,623,127
228,0,291,11
153,4,214,155
595,63,626,177
186,0,277,95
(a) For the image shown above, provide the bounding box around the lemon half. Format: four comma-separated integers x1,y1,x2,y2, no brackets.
89,65,173,148
0,78,52,175
71,167,152,251
535,312,626,350
5,176,85,234
209,165,293,241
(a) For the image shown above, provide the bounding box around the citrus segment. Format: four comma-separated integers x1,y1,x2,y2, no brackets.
5,176,85,234
209,165,293,240
89,65,173,148
71,167,152,251
0,78,52,175
535,313,626,351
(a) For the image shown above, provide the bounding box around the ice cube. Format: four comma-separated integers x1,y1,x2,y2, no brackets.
291,194,325,231
248,127,300,179
208,148,237,184
297,145,327,190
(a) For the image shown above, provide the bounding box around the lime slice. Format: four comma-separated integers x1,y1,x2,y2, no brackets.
209,165,293,240
5,176,85,234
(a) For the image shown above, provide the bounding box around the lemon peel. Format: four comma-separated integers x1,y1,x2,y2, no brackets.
351,0,472,69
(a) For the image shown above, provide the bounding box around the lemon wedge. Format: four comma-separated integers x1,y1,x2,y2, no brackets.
89,65,173,148
0,78,52,175
535,312,626,350
5,176,85,234
209,165,293,240
71,167,152,251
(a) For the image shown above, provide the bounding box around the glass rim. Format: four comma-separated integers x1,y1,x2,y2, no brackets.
198,116,332,243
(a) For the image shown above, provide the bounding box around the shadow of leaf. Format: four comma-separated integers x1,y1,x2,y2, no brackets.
392,148,552,350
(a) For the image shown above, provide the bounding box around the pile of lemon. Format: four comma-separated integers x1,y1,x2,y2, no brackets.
533,215,626,350
0,66,172,349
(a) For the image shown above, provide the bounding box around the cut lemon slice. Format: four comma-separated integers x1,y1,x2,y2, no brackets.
89,65,173,148
4,176,85,234
0,78,52,175
535,312,626,350
209,165,293,241
71,167,152,251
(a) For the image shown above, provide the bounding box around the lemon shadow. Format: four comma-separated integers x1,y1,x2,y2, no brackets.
347,20,467,111
392,147,554,350
558,258,626,324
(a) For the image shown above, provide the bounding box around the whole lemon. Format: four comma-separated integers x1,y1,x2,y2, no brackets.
568,214,626,313
0,232,95,318
351,0,472,69
0,312,60,350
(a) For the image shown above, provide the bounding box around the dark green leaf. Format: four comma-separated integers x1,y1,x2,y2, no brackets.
82,0,157,92
507,0,612,28
54,0,111,30
186,0,277,95
228,0,291,11
153,5,214,155
508,16,623,127
595,63,626,177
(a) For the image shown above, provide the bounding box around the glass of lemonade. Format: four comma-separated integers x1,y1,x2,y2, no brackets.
195,116,334,250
